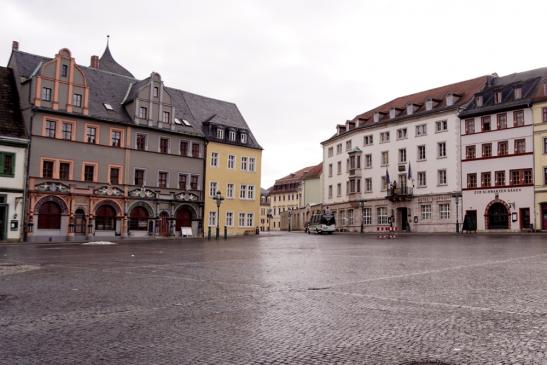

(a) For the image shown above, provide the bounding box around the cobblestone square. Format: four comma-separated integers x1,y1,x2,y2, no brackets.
1,233,547,364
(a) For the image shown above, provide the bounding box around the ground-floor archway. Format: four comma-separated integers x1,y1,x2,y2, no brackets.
486,201,509,229
175,206,194,232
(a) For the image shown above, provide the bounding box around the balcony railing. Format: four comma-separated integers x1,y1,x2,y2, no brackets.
386,186,413,201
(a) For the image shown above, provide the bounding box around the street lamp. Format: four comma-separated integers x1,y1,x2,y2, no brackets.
359,199,366,233
213,190,224,240
452,192,462,233
288,208,292,232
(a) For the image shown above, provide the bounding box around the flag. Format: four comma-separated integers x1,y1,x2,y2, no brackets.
407,162,412,180
385,168,390,184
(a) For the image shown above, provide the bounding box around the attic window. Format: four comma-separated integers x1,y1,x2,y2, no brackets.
475,95,483,107
228,130,236,141
103,103,114,111
153,87,159,98
494,91,502,104
514,87,522,100
175,118,191,126
240,133,247,144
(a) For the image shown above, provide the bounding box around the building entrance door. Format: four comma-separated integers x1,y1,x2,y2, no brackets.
74,209,86,235
397,207,409,231
0,205,6,240
519,208,530,230
159,212,169,236
542,203,547,230
464,210,477,232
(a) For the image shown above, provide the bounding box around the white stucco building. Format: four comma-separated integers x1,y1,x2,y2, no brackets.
0,66,29,242
321,76,488,232
459,68,547,231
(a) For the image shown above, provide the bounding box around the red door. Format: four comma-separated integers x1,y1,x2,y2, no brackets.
159,212,169,236
176,207,192,232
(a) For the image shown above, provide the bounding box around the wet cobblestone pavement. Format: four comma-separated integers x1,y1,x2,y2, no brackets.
1,233,547,364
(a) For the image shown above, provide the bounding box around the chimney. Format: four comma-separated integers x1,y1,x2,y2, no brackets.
12,41,19,51
90,55,100,69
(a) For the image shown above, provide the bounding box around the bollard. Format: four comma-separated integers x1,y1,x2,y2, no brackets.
207,226,211,240
224,226,227,240
215,226,219,240
256,226,259,235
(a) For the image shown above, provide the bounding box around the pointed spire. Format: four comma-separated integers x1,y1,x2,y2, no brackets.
98,36,134,78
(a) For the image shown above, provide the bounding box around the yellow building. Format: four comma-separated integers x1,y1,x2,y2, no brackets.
533,96,547,231
204,134,262,236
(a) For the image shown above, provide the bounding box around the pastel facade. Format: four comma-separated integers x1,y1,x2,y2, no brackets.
532,88,547,230
0,66,28,242
203,136,262,236
321,77,487,232
259,188,272,231
459,69,547,231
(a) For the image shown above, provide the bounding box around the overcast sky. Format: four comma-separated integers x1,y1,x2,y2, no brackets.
1,0,546,187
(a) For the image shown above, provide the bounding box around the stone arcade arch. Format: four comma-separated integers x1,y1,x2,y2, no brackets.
484,199,511,230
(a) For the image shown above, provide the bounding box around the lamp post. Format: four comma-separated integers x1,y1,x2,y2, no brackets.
288,208,292,232
452,192,462,233
213,190,224,240
359,199,366,233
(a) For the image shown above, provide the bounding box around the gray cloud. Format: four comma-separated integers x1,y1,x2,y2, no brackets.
1,0,546,187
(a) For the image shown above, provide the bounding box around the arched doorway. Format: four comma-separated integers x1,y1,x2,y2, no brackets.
74,209,86,235
487,202,509,229
95,205,116,231
38,201,62,229
175,206,193,233
541,203,547,231
129,206,149,231
159,211,169,236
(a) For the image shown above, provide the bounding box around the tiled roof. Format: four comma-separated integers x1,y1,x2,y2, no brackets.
0,66,26,138
275,163,322,185
460,67,547,117
9,49,261,146
322,75,489,143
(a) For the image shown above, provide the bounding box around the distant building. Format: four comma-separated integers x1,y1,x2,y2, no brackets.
259,187,272,231
460,68,547,231
0,66,28,242
271,163,322,231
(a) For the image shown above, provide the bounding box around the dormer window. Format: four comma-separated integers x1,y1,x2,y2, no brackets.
41,87,52,102
389,108,400,119
216,128,224,139
153,87,159,98
514,87,522,100
240,133,247,144
406,104,416,115
494,91,502,104
446,94,455,106
61,64,68,78
475,95,483,107
72,94,82,108
373,112,381,123
163,111,170,123
425,99,434,111
138,106,148,119
228,130,236,141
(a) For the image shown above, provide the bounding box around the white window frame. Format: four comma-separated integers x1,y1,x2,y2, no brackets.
377,207,388,225
363,207,372,225
435,120,448,133
208,211,217,227
216,128,224,139
249,157,256,172
241,157,248,171
421,204,432,220
438,142,447,158
240,185,247,199
209,181,218,197
417,171,426,188
438,169,447,186
226,183,234,199
227,155,235,169
439,203,450,219
247,185,255,200
238,213,246,227
211,152,219,167
226,211,233,226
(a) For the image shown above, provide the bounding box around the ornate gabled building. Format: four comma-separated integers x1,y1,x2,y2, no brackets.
7,40,259,241
321,76,488,232
459,68,547,232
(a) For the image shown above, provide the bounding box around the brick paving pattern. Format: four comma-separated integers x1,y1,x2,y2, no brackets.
1,233,546,364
